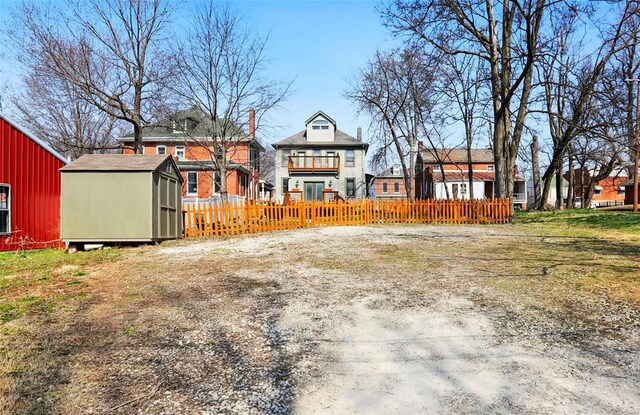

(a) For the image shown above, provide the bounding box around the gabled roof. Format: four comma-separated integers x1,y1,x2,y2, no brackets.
60,154,182,181
420,148,494,164
272,129,368,149
305,110,336,127
0,114,68,164
376,165,404,177
118,108,263,150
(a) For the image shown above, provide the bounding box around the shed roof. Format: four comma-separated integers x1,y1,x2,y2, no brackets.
60,154,179,174
420,148,494,164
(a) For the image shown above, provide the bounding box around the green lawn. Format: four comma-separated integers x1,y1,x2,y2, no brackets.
514,209,640,237
0,248,121,323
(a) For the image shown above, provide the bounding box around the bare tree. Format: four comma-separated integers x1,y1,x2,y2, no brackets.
438,53,488,200
537,1,639,208
347,47,439,200
12,59,121,160
383,0,547,200
11,0,172,154
170,3,289,203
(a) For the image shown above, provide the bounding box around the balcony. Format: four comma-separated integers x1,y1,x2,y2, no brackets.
288,155,340,174
512,192,527,203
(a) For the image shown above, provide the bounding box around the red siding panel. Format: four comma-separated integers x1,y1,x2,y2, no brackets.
0,117,65,251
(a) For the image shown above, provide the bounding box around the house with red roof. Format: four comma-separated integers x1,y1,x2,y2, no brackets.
415,142,527,208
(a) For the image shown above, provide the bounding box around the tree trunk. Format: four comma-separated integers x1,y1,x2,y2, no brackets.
466,132,474,200
531,135,542,208
555,168,563,210
567,148,575,209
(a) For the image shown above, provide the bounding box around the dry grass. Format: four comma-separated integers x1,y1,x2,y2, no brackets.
0,218,639,414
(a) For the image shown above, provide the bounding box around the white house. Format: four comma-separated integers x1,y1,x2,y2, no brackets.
272,111,368,201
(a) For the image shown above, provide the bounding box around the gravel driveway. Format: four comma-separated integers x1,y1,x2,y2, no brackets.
152,225,640,414
4,225,639,414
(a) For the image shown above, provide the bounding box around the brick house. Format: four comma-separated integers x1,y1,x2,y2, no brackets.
119,108,264,202
567,167,627,207
372,165,408,199
415,143,527,208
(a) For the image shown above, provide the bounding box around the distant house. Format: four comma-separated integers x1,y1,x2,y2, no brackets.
1,115,67,251
415,142,527,208
567,167,627,207
119,108,264,202
372,165,407,199
527,176,568,208
272,111,368,201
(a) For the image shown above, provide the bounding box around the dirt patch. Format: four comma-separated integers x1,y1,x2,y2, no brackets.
1,225,639,414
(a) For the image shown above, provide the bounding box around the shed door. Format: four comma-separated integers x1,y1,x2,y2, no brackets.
159,176,178,238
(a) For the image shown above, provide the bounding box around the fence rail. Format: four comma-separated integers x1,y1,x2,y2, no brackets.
182,198,511,238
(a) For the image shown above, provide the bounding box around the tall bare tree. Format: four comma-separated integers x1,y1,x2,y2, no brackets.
11,0,172,154
383,0,547,200
537,1,639,208
347,47,439,200
12,59,121,160
438,53,487,200
170,3,289,202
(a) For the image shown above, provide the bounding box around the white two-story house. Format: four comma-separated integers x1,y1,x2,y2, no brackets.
272,111,368,201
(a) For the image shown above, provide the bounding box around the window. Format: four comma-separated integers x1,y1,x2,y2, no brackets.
156,145,166,155
460,183,467,195
487,165,495,172
618,186,625,195
282,150,291,167
346,149,355,167
175,146,185,160
214,172,221,193
452,184,459,198
250,148,260,171
382,182,388,193
282,178,289,194
432,165,441,172
594,188,602,195
346,179,356,197
312,120,330,130
187,172,198,195
0,185,10,235
314,149,321,157
394,182,400,193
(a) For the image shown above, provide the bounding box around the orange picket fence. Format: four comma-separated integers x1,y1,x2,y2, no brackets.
182,198,512,238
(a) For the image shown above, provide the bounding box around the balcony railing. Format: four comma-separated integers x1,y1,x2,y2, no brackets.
512,192,526,202
288,155,340,174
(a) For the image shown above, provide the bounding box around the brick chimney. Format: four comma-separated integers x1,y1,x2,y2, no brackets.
357,126,362,141
249,107,256,138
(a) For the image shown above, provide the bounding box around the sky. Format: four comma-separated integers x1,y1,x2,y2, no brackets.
0,0,398,148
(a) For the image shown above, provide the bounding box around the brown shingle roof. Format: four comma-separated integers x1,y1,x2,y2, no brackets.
420,148,494,164
60,154,173,172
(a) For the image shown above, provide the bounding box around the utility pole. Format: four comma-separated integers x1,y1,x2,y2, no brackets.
626,79,640,214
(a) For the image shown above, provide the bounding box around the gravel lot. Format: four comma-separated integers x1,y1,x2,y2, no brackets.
2,224,639,414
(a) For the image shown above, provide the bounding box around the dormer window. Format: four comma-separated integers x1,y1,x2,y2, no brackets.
312,120,330,130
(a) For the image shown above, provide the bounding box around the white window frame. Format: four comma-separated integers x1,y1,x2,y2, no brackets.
487,164,495,172
186,172,198,195
175,145,185,160
346,149,355,167
0,184,10,235
156,145,166,155
346,178,356,197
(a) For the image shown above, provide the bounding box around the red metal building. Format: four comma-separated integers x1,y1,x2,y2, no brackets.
0,115,67,251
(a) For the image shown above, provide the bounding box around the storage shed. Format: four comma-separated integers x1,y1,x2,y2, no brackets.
61,154,183,248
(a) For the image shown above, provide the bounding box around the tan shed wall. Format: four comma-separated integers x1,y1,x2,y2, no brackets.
61,172,152,241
